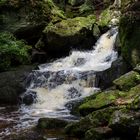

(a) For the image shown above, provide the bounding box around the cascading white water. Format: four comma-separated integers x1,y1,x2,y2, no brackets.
20,27,118,119
39,28,118,72
0,27,118,138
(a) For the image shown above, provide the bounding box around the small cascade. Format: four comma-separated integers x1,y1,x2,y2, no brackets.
0,27,118,138
20,27,118,120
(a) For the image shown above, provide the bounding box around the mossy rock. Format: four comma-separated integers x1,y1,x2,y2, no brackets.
85,127,112,140
113,71,140,91
134,64,140,73
0,65,35,104
109,109,140,138
119,1,140,67
65,107,119,138
79,90,120,116
37,118,68,129
43,15,96,54
78,83,140,116
126,84,140,110
0,0,66,45
98,8,112,27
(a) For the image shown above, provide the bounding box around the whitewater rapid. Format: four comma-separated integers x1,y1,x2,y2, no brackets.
20,27,118,119
0,27,118,139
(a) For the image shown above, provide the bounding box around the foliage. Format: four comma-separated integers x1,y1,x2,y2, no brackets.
0,32,31,72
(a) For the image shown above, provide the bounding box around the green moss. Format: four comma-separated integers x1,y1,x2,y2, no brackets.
113,71,140,91
79,90,120,115
45,15,96,36
47,0,66,22
109,108,140,136
98,8,111,27
37,118,68,129
0,0,8,5
65,107,119,138
0,32,31,72
85,127,112,140
79,1,94,15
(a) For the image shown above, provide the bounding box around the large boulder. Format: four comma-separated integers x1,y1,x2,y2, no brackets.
113,71,140,91
65,107,119,138
37,118,68,129
40,15,96,56
0,65,35,104
0,0,65,45
79,90,120,116
119,1,140,67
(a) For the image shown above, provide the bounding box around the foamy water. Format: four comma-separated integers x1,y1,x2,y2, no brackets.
0,27,118,138
19,27,118,122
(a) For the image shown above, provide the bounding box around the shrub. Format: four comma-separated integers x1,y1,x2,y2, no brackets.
0,32,31,72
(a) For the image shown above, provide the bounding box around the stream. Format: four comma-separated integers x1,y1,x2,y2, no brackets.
0,27,118,139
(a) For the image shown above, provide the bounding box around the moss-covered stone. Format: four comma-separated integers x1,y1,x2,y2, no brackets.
85,127,112,140
42,15,96,54
37,118,68,129
109,109,140,138
65,107,119,138
0,0,66,45
98,8,112,27
119,1,140,67
79,90,120,116
126,84,140,110
113,71,140,91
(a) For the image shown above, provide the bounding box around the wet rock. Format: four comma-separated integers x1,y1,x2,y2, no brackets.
74,58,86,66
66,87,81,100
37,118,69,129
4,127,44,140
95,57,129,89
113,71,140,91
22,91,37,105
65,107,119,138
0,120,11,130
0,65,35,104
109,109,140,138
65,99,83,116
79,90,120,116
85,127,113,140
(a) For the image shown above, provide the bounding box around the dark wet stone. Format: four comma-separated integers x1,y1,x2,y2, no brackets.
95,57,129,89
0,65,35,104
22,91,37,105
37,118,69,129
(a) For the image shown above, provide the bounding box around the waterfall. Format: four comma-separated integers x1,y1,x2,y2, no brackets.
20,27,118,120
0,27,118,138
